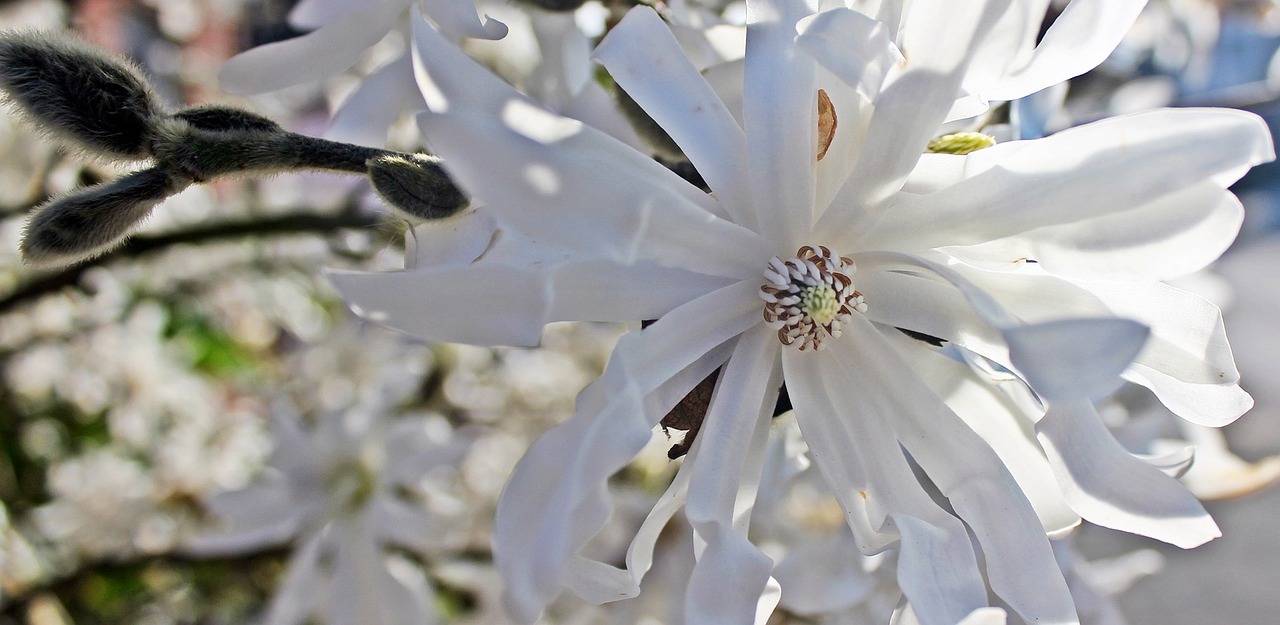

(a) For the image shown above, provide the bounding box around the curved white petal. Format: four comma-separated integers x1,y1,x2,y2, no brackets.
419,0,506,41
818,0,1012,237
495,281,760,622
219,2,406,94
595,7,753,225
325,51,423,147
404,207,500,270
1124,365,1253,427
780,350,897,555
941,181,1244,282
832,323,1077,625
870,108,1274,251
954,267,1248,415
743,0,819,245
264,532,326,625
982,0,1147,102
774,529,878,615
330,257,732,347
685,324,781,624
1036,401,1220,548
1005,317,1149,403
795,8,902,99
902,340,1081,536
785,344,990,625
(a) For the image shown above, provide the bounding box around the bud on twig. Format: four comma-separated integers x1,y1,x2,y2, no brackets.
368,154,469,220
0,31,470,267
0,31,162,160
20,167,191,266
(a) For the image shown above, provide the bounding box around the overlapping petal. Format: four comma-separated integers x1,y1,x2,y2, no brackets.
818,0,1012,235
595,8,753,225
743,0,819,244
494,281,760,622
329,256,732,347
1036,401,1220,548
410,16,767,278
940,181,1245,282
867,108,1274,251
685,325,781,624
220,0,409,94
831,324,1078,625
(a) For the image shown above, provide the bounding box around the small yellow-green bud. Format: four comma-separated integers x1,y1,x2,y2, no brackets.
926,131,997,155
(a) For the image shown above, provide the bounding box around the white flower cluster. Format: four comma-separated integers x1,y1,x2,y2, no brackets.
325,0,1278,623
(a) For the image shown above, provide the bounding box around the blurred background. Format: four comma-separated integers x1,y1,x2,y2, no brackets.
0,0,1278,623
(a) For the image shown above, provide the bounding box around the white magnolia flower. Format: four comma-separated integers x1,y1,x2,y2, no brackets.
186,407,473,625
334,0,1272,622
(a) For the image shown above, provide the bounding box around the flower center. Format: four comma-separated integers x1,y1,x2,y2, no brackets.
760,245,867,351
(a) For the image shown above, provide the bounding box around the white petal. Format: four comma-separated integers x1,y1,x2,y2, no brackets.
902,341,1081,536
781,351,897,555
1170,424,1280,500
869,108,1274,251
563,453,695,604
786,345,990,625
371,497,464,553
774,529,877,615
795,8,902,98
495,282,760,622
263,531,325,625
1036,401,1220,548
595,8,754,225
219,2,405,94
185,480,306,555
941,181,1244,282
831,323,1077,625
1124,365,1253,427
818,0,1012,236
857,266,1008,364
325,51,423,147
685,522,776,625
685,325,781,625
1005,317,1149,403
410,13,747,261
1084,281,1239,386
420,0,506,41
742,0,819,244
953,267,1244,414
404,207,499,270
330,258,731,347
982,0,1147,102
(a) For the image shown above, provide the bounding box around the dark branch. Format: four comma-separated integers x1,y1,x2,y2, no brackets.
0,209,384,316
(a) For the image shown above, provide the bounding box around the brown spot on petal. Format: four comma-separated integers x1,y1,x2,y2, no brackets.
817,89,837,161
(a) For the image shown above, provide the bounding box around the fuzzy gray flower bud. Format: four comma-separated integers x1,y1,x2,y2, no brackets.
21,168,191,266
367,154,469,220
0,31,163,160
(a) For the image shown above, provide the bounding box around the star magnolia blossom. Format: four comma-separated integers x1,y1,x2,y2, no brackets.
186,408,472,625
332,0,1273,623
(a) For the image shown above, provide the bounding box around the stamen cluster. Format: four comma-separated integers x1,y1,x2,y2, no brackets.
760,245,867,351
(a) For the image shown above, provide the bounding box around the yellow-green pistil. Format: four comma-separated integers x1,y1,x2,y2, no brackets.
801,284,840,326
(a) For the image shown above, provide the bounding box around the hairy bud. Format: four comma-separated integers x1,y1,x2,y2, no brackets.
367,154,469,220
21,168,191,266
0,31,163,159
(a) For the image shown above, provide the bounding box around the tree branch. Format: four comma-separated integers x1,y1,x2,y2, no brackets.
0,209,385,316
